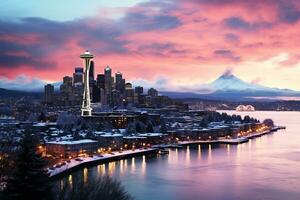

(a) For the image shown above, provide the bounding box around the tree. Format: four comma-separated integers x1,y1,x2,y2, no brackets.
38,112,47,122
126,122,136,135
160,122,167,134
243,115,251,123
263,119,274,127
57,175,133,200
4,133,52,200
200,117,209,128
57,112,77,130
135,121,145,133
146,122,154,133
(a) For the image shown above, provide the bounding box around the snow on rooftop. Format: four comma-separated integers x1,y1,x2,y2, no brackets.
47,139,98,145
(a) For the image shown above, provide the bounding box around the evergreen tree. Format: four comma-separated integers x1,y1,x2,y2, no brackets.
243,115,251,123
146,122,154,133
57,175,133,200
4,133,52,200
200,118,209,128
135,121,145,133
38,112,47,122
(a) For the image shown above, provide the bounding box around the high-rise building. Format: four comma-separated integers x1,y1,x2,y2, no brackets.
73,67,83,86
148,88,158,97
60,76,74,106
134,86,144,105
63,76,73,86
115,72,125,94
100,88,107,106
97,74,105,89
60,76,73,93
125,83,132,89
89,61,95,83
135,86,143,95
44,84,54,104
111,89,121,107
92,83,100,102
104,66,112,105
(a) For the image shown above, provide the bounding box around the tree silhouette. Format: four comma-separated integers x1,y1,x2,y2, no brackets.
4,133,52,200
57,175,133,200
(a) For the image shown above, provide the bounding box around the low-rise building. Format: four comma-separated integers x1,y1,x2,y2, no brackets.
46,139,98,158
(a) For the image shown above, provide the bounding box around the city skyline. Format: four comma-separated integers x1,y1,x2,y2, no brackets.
1,0,300,92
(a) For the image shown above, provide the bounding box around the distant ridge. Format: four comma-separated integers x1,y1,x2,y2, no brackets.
161,73,300,101
0,88,42,99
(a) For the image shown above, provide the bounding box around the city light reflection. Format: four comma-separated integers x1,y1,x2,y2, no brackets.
186,146,190,165
131,157,135,172
198,144,202,160
83,168,88,184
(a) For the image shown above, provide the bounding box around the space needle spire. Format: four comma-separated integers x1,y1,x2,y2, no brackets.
80,50,94,116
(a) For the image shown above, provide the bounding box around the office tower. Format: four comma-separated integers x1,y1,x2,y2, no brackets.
104,66,112,104
97,74,105,89
115,72,125,94
134,86,144,105
60,76,73,93
60,76,74,106
121,79,125,93
125,82,134,104
44,84,54,104
148,88,158,97
80,50,94,116
125,82,132,89
100,88,107,106
92,83,100,102
111,89,121,107
73,67,83,86
125,88,134,104
89,61,95,83
135,86,143,95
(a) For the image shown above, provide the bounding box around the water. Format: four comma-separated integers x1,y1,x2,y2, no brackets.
56,111,300,200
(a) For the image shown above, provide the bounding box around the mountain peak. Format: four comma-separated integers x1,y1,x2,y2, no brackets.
218,73,238,80
210,72,258,91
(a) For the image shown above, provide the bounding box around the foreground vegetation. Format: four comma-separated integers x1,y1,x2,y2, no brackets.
0,133,133,200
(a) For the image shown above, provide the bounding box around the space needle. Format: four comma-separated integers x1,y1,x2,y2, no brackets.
80,50,94,116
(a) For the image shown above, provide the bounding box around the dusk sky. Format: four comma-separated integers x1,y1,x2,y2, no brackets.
1,0,300,92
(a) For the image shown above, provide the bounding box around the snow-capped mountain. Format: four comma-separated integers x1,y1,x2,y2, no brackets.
162,73,300,101
209,73,266,91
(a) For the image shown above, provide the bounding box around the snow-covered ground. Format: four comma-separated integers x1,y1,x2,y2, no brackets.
48,148,157,177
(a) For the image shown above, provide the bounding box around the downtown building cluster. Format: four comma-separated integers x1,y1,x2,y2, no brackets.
43,61,170,108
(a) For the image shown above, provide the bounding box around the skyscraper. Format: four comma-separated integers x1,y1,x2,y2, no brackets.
60,76,74,106
148,88,158,97
115,72,125,94
97,74,105,89
44,84,54,104
80,50,94,116
89,60,95,83
135,86,143,95
73,67,83,86
104,66,112,105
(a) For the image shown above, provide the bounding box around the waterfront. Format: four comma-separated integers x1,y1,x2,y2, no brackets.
56,111,300,200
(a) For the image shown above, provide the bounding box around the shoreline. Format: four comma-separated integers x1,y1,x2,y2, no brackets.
48,126,285,178
176,126,285,146
48,148,158,179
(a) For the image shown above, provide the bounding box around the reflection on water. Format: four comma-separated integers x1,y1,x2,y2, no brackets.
185,146,190,165
83,168,88,184
57,111,300,200
68,175,72,188
198,144,201,159
131,157,135,173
